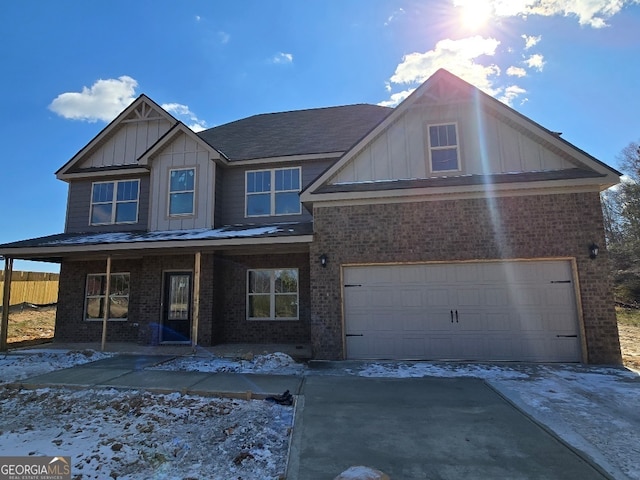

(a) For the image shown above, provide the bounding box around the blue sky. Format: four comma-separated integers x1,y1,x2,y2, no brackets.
1,0,639,272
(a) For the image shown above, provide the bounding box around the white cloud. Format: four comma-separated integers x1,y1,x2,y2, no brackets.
522,34,541,49
385,8,406,26
162,103,208,132
271,52,293,64
195,15,201,22
218,31,230,44
377,89,415,107
499,85,527,106
48,76,138,122
506,66,527,77
460,0,638,28
389,36,501,95
524,53,546,71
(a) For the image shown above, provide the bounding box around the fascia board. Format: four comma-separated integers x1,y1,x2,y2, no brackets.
0,234,314,259
56,168,151,182
306,176,609,205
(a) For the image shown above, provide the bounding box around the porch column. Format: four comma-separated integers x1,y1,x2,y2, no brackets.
100,255,112,352
191,251,201,350
0,256,13,352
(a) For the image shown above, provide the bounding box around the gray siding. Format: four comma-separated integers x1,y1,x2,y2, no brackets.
218,158,335,226
214,166,224,228
65,176,150,233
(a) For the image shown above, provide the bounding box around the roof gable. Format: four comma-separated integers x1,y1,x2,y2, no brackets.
138,121,224,165
301,69,620,202
56,95,177,180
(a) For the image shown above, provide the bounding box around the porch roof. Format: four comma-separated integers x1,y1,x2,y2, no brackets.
0,222,314,261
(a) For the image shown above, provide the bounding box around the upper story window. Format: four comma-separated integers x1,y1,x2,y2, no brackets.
90,180,139,225
245,167,301,217
169,168,196,216
428,123,460,172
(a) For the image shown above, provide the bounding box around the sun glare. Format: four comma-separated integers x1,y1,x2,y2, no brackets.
457,0,494,30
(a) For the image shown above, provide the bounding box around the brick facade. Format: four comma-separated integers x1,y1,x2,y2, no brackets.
55,252,310,347
213,253,311,344
309,191,622,364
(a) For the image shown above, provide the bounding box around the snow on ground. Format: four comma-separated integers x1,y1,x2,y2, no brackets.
0,348,113,384
1,350,640,479
0,387,292,480
353,361,640,480
150,352,305,376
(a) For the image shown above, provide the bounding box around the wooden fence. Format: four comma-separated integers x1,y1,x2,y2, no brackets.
0,271,59,306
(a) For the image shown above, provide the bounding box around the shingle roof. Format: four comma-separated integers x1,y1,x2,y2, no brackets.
197,104,392,161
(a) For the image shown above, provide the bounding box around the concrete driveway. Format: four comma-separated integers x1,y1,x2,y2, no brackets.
287,376,609,479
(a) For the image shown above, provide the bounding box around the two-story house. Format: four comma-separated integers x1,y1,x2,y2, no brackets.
0,69,622,364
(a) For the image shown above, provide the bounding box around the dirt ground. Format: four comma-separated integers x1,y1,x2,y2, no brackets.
5,306,640,369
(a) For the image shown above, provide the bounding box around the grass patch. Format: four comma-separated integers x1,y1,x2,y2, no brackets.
7,306,56,343
616,306,640,328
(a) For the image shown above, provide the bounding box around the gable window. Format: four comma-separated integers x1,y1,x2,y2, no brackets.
169,168,196,216
246,167,301,217
428,123,460,172
90,180,139,225
247,269,299,320
85,273,130,321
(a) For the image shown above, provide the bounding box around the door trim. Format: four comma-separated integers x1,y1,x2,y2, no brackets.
161,270,193,344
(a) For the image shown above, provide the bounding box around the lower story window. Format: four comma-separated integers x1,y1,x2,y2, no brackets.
85,273,130,321
247,269,298,320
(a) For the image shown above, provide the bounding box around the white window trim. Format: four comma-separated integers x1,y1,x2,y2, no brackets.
168,167,197,217
84,272,130,322
427,122,462,174
246,268,299,321
245,167,302,218
89,180,140,226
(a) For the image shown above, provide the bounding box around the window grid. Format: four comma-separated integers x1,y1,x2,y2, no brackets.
85,273,130,321
246,168,301,217
428,123,460,173
247,269,299,320
168,168,196,217
90,180,139,225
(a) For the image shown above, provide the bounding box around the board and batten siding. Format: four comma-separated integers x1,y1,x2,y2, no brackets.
148,132,216,231
217,158,335,226
81,118,173,169
65,176,150,233
331,103,574,184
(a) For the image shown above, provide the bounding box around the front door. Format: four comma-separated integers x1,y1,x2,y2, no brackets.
162,272,192,343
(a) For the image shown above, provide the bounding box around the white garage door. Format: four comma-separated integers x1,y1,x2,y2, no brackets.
343,260,582,362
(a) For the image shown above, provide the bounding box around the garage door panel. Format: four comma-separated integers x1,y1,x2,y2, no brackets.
344,261,581,362
485,312,511,331
426,289,450,306
485,288,509,306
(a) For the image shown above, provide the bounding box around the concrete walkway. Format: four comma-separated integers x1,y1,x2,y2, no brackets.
9,355,612,479
11,354,303,399
287,376,611,480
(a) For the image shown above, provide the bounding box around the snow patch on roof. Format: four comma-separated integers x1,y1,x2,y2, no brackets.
43,225,282,246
